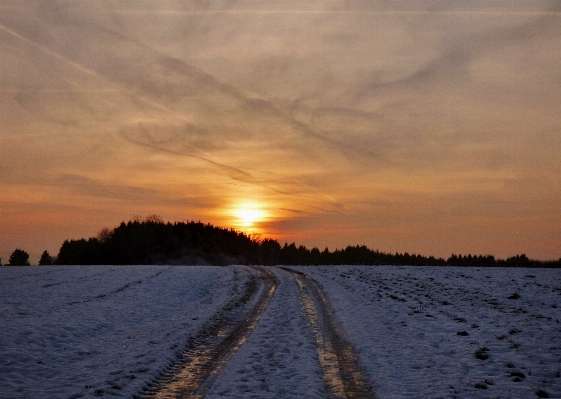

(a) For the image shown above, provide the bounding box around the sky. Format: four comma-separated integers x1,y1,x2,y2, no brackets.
1,0,560,263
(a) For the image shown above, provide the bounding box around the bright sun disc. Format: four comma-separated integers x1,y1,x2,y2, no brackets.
232,205,267,228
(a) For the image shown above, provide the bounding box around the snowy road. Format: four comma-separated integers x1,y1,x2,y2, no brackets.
1,265,560,399
143,267,278,399
284,267,376,399
146,266,375,399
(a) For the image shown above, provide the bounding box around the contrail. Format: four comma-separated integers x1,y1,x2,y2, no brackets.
1,21,346,206
0,22,99,78
101,10,561,16
0,22,191,123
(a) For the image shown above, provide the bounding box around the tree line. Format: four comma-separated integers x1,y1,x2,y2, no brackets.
3,217,560,267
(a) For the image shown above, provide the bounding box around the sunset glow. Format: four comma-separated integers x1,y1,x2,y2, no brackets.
226,202,270,235
1,0,560,263
234,208,265,228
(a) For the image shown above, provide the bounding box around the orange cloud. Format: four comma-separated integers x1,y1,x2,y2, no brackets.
1,0,560,263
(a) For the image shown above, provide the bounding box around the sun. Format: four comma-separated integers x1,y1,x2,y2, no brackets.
235,208,265,228
230,202,268,231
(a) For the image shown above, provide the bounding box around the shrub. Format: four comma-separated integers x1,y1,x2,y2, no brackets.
9,249,30,266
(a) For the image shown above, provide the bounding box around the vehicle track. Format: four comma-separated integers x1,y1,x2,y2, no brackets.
282,267,378,399
139,266,277,399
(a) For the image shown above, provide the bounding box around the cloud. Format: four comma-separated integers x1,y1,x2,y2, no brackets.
1,0,560,259
54,173,156,200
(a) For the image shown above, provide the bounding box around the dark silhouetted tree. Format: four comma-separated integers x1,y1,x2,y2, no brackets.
9,249,30,266
56,218,265,265
52,216,556,267
505,254,531,266
261,238,281,265
56,238,103,265
38,250,54,265
446,253,497,266
310,247,321,265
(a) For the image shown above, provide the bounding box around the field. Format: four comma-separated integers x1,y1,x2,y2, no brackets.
1,265,560,398
301,266,561,399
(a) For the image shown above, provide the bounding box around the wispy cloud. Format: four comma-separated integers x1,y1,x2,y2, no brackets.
1,0,560,260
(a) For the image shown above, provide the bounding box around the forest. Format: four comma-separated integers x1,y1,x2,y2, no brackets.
4,217,551,267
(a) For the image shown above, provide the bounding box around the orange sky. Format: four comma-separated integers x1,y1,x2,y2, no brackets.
1,0,560,263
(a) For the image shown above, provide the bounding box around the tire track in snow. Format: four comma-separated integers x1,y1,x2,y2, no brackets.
283,267,377,399
139,266,277,399
64,267,170,306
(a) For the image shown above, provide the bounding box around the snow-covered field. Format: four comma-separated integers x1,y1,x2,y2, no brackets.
300,266,561,399
1,265,560,399
0,265,249,399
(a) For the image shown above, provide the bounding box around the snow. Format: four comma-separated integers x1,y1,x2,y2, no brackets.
0,265,246,399
2,265,560,399
205,267,326,399
299,266,561,399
